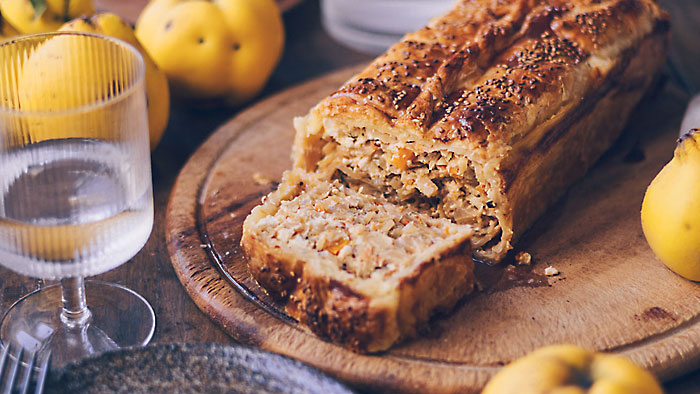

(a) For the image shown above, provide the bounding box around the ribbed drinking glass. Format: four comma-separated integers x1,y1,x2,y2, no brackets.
0,32,155,368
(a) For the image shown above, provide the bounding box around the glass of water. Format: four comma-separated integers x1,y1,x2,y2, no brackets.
0,32,155,368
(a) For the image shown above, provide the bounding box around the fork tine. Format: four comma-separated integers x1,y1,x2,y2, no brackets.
0,344,8,382
18,350,36,394
2,347,22,394
33,351,50,394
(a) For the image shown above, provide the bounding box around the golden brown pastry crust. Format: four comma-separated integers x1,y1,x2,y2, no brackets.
244,238,474,352
293,0,669,261
306,0,667,141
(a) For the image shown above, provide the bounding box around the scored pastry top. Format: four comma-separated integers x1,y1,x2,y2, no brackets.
316,0,669,151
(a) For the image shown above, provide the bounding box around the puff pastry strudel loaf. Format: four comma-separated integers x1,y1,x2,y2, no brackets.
293,0,669,262
242,0,669,352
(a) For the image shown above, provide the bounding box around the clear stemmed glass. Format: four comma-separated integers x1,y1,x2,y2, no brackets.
0,32,155,368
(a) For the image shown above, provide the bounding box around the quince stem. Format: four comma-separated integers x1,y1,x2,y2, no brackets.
676,128,700,163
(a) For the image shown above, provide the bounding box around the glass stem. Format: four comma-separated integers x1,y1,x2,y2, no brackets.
60,277,92,328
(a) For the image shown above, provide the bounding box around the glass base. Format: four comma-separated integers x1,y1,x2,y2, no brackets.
0,280,155,369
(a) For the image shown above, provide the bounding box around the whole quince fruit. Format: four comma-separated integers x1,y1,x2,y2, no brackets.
60,13,170,149
0,10,19,39
135,0,284,105
482,344,663,394
17,33,125,141
642,129,700,281
19,34,114,110
0,0,95,34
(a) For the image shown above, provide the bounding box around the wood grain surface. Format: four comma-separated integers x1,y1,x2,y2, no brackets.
2,0,699,393
165,61,700,392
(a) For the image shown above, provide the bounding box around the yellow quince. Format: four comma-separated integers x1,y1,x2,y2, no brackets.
135,0,284,105
641,128,700,281
17,33,119,141
14,32,151,154
482,344,664,394
60,13,170,149
0,9,19,39
0,0,95,34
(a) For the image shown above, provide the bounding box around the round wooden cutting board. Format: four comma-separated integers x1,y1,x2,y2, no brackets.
165,66,700,393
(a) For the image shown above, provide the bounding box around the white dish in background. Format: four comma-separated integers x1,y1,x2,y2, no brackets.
321,0,453,54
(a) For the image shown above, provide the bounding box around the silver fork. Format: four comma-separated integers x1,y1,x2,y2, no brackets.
0,344,50,394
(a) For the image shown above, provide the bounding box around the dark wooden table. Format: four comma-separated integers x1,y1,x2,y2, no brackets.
2,0,699,392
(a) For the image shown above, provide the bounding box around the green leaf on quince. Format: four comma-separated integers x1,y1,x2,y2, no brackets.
29,0,48,19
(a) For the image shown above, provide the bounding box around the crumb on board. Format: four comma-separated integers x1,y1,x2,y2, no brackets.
544,266,560,276
515,251,532,266
253,172,274,186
